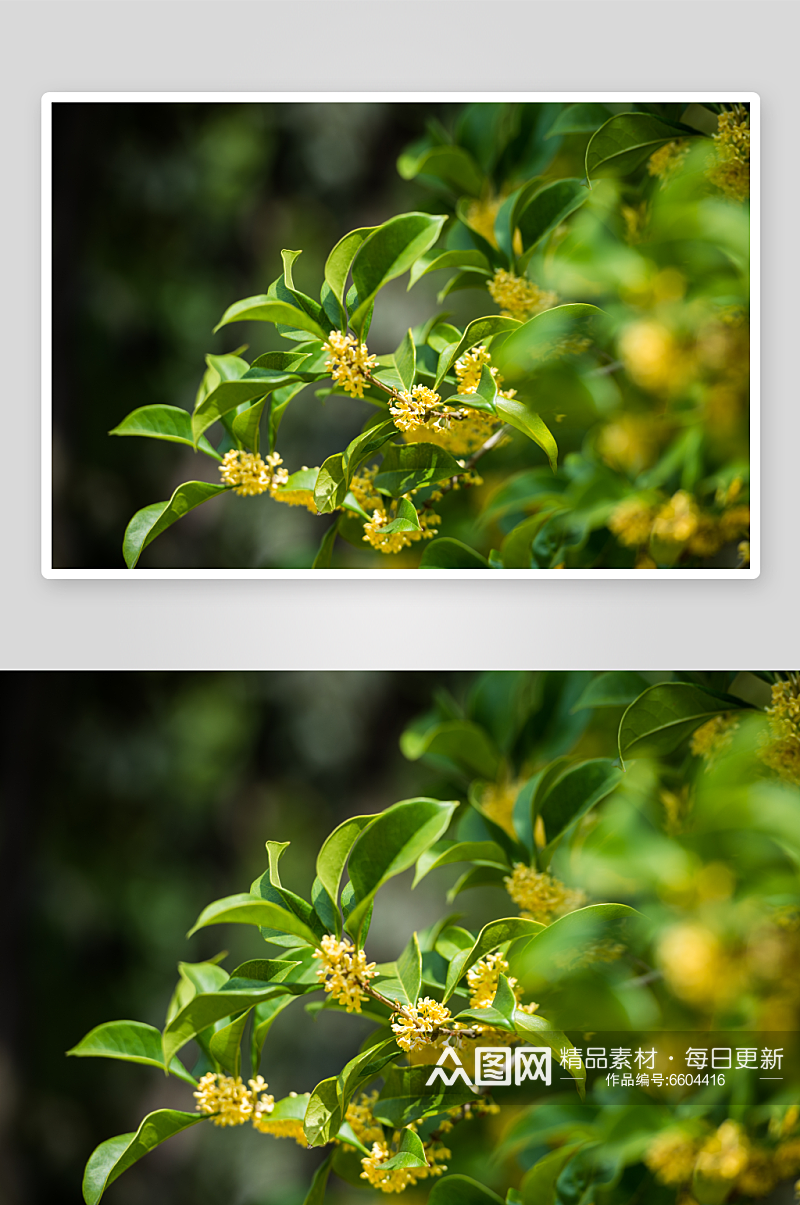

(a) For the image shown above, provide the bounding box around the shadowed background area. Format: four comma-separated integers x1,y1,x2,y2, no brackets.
52,102,456,569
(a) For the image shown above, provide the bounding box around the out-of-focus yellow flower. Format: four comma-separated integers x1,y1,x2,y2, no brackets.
323,331,378,398
645,1129,701,1187
488,269,558,322
344,1091,385,1148
608,497,655,548
598,415,662,476
657,923,738,1008
648,139,690,185
695,1120,749,1183
504,864,587,924
219,450,289,497
659,785,691,835
252,1115,309,1145
759,679,800,786
718,505,750,544
619,321,690,394
392,997,452,1052
478,777,523,837
462,195,523,254
314,934,378,1013
651,491,699,544
690,715,740,768
709,105,750,202
621,202,647,245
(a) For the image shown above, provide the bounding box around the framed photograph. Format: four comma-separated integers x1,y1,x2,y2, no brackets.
42,93,758,577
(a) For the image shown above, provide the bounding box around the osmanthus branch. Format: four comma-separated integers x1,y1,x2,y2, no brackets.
362,982,486,1041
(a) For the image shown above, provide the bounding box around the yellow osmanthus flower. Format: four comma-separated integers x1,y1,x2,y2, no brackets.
478,776,524,837
360,1137,450,1193
608,497,655,549
362,504,441,555
690,715,740,768
252,1115,309,1146
193,1073,274,1127
621,202,647,244
504,864,587,924
651,490,699,544
647,139,690,185
390,385,460,434
488,269,558,322
598,415,662,476
345,1091,386,1148
467,951,522,1009
350,465,383,514
619,321,690,394
695,1120,749,1183
323,331,378,398
660,785,692,835
272,467,320,514
219,450,289,497
657,923,739,1009
718,505,750,544
645,1128,702,1187
759,679,800,786
314,934,377,1013
391,997,452,1052
709,105,750,202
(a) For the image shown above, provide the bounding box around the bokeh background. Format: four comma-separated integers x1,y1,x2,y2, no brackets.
1,670,493,1205
52,101,469,569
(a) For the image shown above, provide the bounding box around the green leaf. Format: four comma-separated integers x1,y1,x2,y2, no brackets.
514,903,638,994
302,1152,333,1205
207,1008,250,1077
187,893,321,945
213,295,328,340
494,395,558,471
434,316,521,389
350,212,448,333
380,497,422,536
67,1021,196,1086
571,672,652,712
519,1143,587,1205
342,419,397,485
585,112,702,184
499,513,558,570
393,328,416,393
345,798,458,942
511,1010,586,1099
314,454,347,514
192,368,301,444
546,103,613,137
397,145,484,196
374,1065,478,1128
409,249,491,289
374,443,462,497
401,720,500,779
413,840,509,888
304,1077,342,1147
109,405,221,460
82,1110,206,1205
536,759,623,850
381,1127,428,1171
123,482,228,569
396,933,422,1005
618,683,750,761
420,539,489,569
447,865,509,901
428,1175,505,1204
443,918,545,1002
516,179,588,265
324,226,376,309
231,397,267,453
316,814,375,906
251,994,296,1071
312,519,339,569
492,304,602,383
336,1038,400,1115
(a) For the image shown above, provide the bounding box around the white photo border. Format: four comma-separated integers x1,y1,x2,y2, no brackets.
41,91,759,580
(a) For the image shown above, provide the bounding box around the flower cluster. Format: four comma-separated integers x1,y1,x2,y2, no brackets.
314,934,377,1013
759,679,800,785
608,491,750,561
360,1137,450,1193
362,505,441,555
323,330,378,398
466,951,521,1009
478,776,524,838
646,1119,800,1200
272,467,320,514
345,1090,387,1148
194,1073,274,1128
504,864,587,924
488,268,558,322
647,139,690,185
690,714,741,768
389,385,455,433
710,105,750,202
391,997,452,1051
219,450,289,497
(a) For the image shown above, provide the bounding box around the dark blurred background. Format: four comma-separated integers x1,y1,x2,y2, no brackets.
52,101,468,569
1,670,501,1205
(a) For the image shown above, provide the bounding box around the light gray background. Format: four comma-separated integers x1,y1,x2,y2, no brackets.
2,0,795,670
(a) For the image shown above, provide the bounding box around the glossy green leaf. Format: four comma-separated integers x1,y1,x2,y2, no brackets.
381,1126,428,1171
428,1175,505,1204
517,179,588,264
413,840,508,888
213,295,328,340
409,249,491,289
514,903,638,994
269,380,307,453
231,397,267,453
536,759,623,848
67,1021,196,1086
345,798,458,941
350,213,447,333
434,316,521,389
380,497,422,536
402,720,500,779
342,420,397,485
393,328,416,392
304,1076,342,1147
82,1110,206,1205
316,814,376,906
499,513,559,570
396,933,422,1005
397,144,484,196
187,893,321,945
519,1143,587,1205
618,683,750,761
453,972,517,1031
585,112,702,184
374,1065,478,1129
123,482,228,569
302,1151,333,1205
374,443,462,497
324,226,376,308
312,519,339,570
109,405,221,460
571,672,652,712
512,1010,586,1099
447,864,508,901
494,395,558,471
207,1008,250,1077
419,539,489,569
492,304,601,383
192,368,301,444
336,1038,400,1114
444,917,545,1002
314,454,347,514
546,103,613,137
251,994,296,1071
